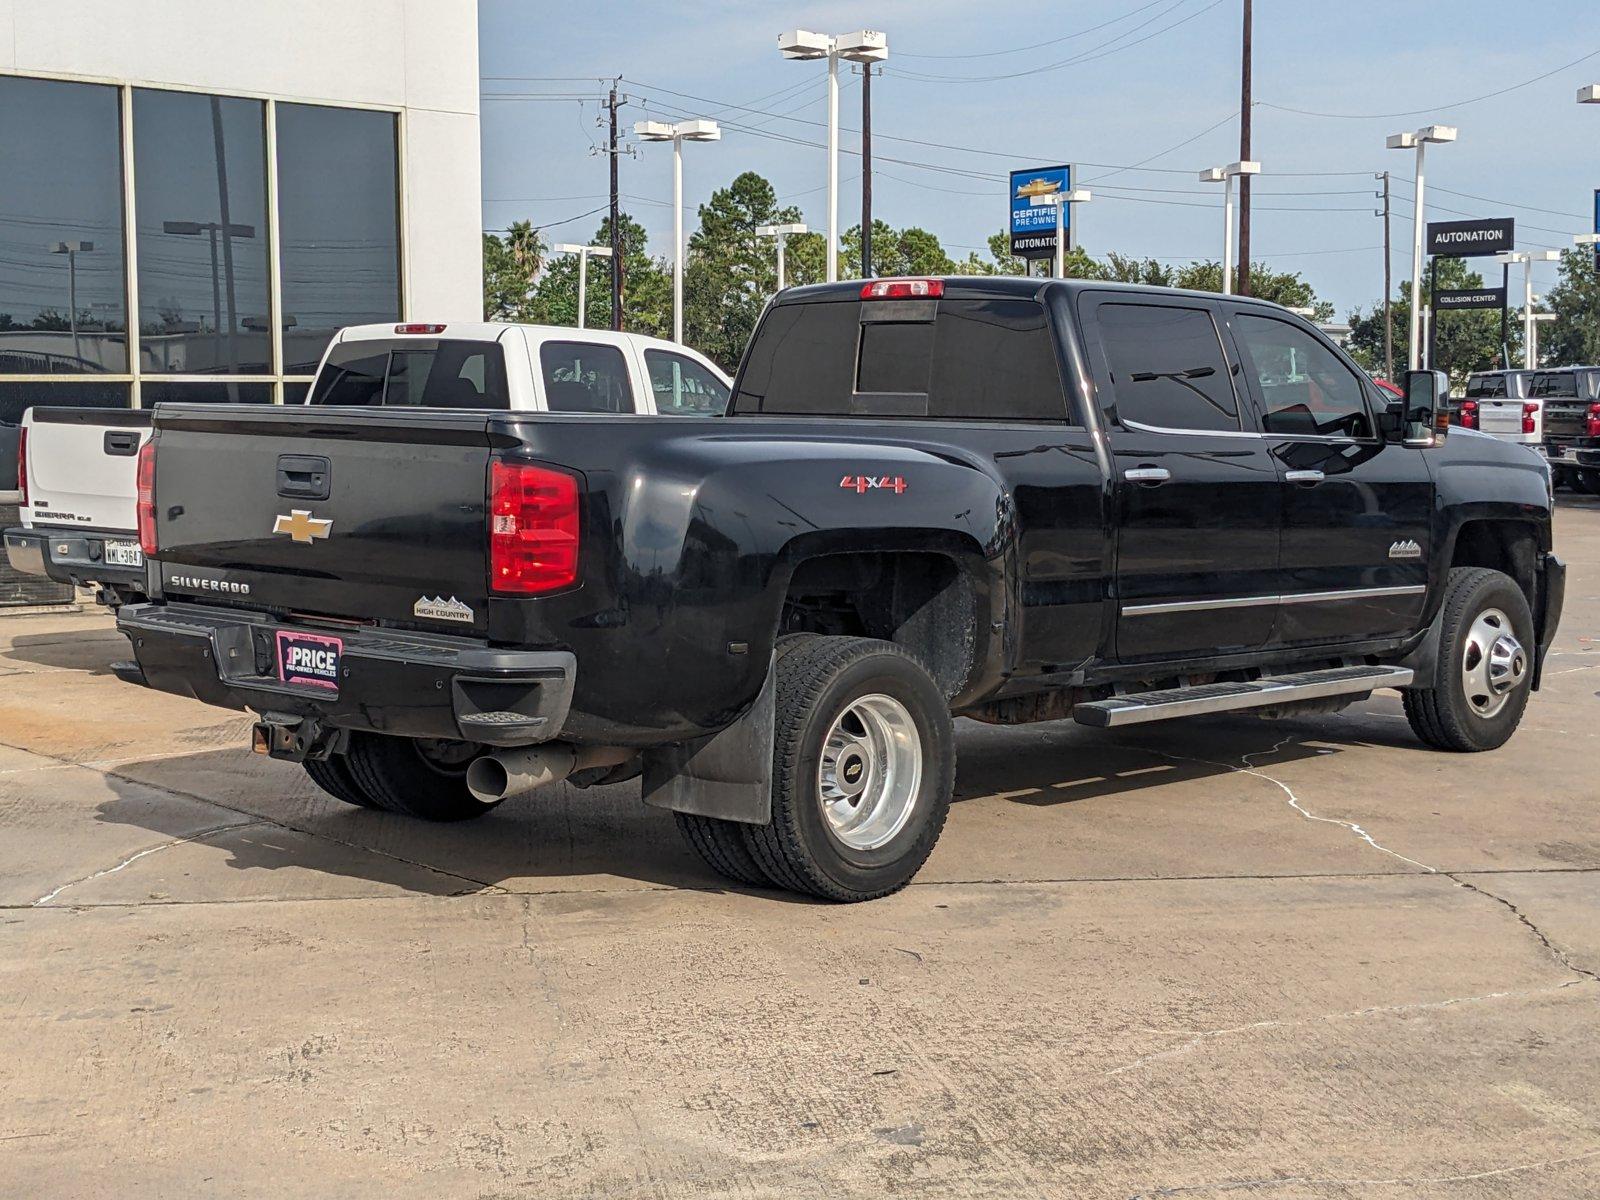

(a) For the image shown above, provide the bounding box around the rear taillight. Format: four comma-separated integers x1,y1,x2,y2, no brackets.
16,426,26,506
1587,403,1600,439
136,441,157,555
1458,400,1478,430
1523,402,1539,435
488,461,579,595
860,278,944,299
394,323,447,335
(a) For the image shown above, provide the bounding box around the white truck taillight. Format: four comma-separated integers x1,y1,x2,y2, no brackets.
488,460,579,595
16,425,26,506
136,440,157,555
1522,402,1538,435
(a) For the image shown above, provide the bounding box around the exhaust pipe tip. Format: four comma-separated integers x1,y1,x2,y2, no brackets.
465,755,513,805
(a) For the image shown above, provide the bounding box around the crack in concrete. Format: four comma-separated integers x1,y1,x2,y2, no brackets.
31,820,268,906
1447,874,1600,984
1134,738,1439,873
1128,1146,1600,1196
1104,979,1591,1078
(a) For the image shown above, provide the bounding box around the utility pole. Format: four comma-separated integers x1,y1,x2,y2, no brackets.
861,65,873,278
1236,0,1253,296
606,81,624,331
1379,170,1393,381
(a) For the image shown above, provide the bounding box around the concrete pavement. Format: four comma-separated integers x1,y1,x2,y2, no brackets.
2,499,1598,1197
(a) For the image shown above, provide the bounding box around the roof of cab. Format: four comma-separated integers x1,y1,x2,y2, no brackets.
772,275,1301,314
334,321,694,356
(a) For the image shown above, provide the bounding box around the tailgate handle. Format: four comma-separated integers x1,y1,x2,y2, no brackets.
103,431,139,456
276,455,332,501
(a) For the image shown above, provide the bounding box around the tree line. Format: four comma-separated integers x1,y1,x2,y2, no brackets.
485,170,1600,381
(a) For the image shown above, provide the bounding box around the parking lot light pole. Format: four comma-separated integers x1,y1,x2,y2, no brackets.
756,222,808,291
1497,249,1560,369
1386,125,1456,370
633,119,721,344
778,29,888,283
552,243,614,329
1199,162,1258,294
1578,84,1600,104
1035,190,1091,278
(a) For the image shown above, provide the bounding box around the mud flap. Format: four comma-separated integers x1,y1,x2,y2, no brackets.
640,660,774,825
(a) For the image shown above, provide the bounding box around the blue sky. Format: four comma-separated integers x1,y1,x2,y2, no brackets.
479,0,1600,316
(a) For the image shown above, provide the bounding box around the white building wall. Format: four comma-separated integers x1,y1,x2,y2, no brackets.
0,0,483,322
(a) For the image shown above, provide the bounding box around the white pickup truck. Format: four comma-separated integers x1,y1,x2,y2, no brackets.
4,323,731,606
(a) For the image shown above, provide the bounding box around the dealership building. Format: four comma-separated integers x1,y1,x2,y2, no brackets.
0,0,483,606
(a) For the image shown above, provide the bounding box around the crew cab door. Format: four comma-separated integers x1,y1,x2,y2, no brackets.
1221,306,1432,646
1078,294,1281,663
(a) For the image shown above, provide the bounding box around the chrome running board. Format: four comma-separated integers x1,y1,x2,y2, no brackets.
1072,665,1414,728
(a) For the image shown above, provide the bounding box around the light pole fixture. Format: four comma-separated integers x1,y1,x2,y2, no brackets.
163,219,256,372
1495,249,1560,369
47,240,94,365
1032,190,1091,279
552,243,615,330
1199,162,1259,294
633,118,721,344
1578,84,1600,103
1529,310,1556,366
756,222,808,291
1386,124,1457,370
778,28,888,283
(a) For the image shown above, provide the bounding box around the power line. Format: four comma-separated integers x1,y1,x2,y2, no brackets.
893,0,1170,60
1258,46,1600,119
1081,112,1239,184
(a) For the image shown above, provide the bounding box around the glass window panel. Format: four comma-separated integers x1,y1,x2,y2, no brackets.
539,342,632,413
644,350,730,415
1232,314,1373,439
282,381,312,405
1097,303,1239,433
133,90,270,375
0,76,128,373
276,104,401,374
139,381,273,405
929,300,1067,422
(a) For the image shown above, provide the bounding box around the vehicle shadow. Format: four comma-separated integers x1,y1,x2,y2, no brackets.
3,626,128,677
82,707,1393,904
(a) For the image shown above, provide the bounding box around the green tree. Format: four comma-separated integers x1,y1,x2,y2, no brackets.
1172,261,1333,321
1346,257,1517,385
529,213,671,336
682,172,808,369
1098,253,1176,286
1544,247,1600,367
482,219,544,321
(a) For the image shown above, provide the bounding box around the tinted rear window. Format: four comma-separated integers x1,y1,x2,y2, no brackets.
309,339,509,409
1530,372,1579,398
1465,375,1506,398
732,297,1068,422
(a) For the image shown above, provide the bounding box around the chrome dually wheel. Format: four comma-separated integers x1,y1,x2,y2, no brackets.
819,694,923,851
1460,606,1528,720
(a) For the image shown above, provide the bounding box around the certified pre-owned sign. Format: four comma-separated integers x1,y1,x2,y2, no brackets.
1426,217,1514,257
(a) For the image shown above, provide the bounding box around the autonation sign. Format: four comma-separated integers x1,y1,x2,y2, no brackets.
1426,217,1514,257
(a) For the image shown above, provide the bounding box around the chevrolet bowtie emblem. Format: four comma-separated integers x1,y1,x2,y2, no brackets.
273,509,332,544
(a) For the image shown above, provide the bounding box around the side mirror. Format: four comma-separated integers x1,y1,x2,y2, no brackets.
1401,369,1450,446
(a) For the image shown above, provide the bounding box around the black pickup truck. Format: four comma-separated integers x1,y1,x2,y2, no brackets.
114,278,1564,901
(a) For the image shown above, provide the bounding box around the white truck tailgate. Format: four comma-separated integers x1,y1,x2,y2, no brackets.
1476,398,1536,443
22,409,150,534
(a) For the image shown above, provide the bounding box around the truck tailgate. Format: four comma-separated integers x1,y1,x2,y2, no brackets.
151,405,497,631
24,408,151,533
1477,398,1530,439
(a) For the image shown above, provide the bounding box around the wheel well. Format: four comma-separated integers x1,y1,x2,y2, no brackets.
780,551,978,698
1450,520,1538,608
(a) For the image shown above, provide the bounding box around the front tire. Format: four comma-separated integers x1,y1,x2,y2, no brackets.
342,732,499,821
1403,566,1534,752
742,636,954,902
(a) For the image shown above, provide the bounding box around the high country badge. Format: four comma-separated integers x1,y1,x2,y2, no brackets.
414,595,474,624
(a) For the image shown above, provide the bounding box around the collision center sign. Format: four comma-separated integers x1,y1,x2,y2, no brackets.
1433,287,1506,311
1010,165,1071,258
1426,217,1514,257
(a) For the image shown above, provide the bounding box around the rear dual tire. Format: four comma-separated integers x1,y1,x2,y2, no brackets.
303,732,498,822
678,635,954,902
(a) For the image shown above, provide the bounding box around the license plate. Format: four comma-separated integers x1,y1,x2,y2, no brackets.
104,539,144,567
276,630,342,692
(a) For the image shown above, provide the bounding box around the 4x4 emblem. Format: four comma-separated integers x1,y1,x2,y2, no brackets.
273,510,332,544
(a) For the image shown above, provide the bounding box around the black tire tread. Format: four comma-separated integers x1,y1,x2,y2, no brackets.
302,754,377,809
742,635,953,903
1403,566,1531,753
674,812,772,887
343,732,497,822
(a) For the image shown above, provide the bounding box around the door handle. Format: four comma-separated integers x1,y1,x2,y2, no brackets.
103,431,139,457
1284,469,1325,484
1123,467,1171,484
